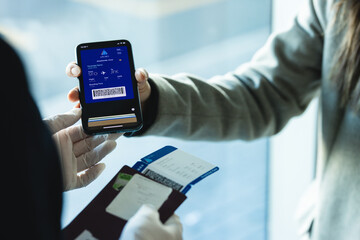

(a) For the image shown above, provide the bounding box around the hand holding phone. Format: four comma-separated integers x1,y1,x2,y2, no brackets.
75,40,143,134
67,66,151,108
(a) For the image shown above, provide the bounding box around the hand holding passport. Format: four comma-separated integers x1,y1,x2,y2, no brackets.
63,146,219,239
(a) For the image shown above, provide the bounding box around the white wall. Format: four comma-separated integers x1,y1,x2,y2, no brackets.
268,0,318,240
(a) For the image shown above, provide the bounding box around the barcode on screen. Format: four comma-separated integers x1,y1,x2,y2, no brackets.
92,86,126,100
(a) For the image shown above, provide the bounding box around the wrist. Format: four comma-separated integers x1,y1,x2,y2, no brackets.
125,78,159,137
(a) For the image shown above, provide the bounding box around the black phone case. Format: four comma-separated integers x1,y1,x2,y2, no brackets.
76,40,143,135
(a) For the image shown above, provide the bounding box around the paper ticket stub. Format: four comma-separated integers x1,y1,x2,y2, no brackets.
106,174,172,220
133,146,219,194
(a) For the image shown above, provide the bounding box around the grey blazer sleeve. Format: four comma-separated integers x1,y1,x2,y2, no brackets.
143,0,326,141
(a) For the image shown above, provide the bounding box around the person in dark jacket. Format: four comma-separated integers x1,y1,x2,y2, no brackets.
2,36,63,239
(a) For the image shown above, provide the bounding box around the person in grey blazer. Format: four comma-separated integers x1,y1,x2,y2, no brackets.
67,0,360,239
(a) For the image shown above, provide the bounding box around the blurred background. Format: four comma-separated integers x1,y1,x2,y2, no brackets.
0,0,317,239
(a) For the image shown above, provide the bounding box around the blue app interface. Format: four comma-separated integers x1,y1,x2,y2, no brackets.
81,46,134,104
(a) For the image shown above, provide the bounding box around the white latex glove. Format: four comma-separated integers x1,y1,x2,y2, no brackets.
44,108,121,191
120,205,183,240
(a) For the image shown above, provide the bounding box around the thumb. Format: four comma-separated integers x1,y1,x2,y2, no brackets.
164,214,183,239
44,108,82,134
66,62,82,78
137,204,158,217
75,163,106,190
135,68,151,103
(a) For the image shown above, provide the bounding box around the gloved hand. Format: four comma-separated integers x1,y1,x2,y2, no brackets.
44,108,121,191
120,205,183,240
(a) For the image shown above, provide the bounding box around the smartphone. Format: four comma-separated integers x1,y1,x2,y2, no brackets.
76,40,143,134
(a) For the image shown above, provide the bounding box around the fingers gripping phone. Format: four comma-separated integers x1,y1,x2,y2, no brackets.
76,40,143,134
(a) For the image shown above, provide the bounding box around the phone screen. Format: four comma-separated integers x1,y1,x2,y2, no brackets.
76,40,142,134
